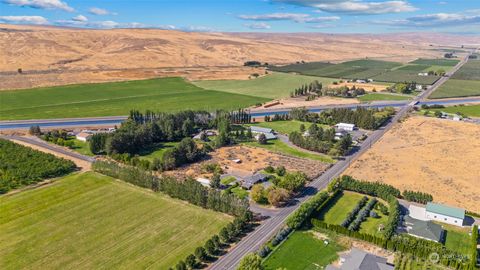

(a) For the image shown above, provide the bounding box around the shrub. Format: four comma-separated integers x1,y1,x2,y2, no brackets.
264,166,275,173
257,245,271,258
402,190,433,204
286,191,331,229
341,196,368,228
275,166,286,176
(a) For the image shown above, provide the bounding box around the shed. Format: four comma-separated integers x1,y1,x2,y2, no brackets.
426,202,465,227
335,123,355,131
250,126,274,134
254,133,277,140
76,132,92,142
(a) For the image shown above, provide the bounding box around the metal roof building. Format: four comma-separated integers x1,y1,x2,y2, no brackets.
326,248,394,270
249,126,274,134
426,202,465,227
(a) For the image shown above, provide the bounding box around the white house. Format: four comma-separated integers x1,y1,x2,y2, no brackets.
335,123,355,131
250,126,277,140
76,132,92,142
425,202,465,227
418,72,429,76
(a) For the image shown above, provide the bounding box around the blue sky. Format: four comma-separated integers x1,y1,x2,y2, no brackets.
0,0,479,34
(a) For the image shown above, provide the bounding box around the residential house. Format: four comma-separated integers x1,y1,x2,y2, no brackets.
335,123,355,131
404,215,444,242
326,248,394,270
76,132,92,142
242,173,268,189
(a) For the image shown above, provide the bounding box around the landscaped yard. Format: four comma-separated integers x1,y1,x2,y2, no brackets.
0,172,231,269
263,230,344,270
193,73,334,99
358,210,389,236
429,79,480,99
443,226,471,255
429,104,480,117
70,139,94,156
138,142,179,161
357,93,412,102
231,186,249,199
243,139,335,163
315,191,365,225
0,77,269,120
248,120,325,135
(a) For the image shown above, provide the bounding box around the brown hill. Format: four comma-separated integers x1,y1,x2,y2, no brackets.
1,24,479,90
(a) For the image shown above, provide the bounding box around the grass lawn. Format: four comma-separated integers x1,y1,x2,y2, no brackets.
221,176,236,185
0,172,231,269
430,105,480,117
0,77,268,120
193,73,334,99
231,186,249,199
315,191,365,225
263,230,344,270
444,230,471,255
243,139,335,164
248,120,326,135
70,139,94,156
358,210,389,236
357,93,412,102
137,142,179,161
429,79,480,99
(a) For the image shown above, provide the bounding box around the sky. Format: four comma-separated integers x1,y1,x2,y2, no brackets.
0,0,479,34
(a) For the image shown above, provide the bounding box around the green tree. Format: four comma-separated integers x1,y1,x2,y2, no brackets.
210,173,221,189
176,260,187,270
219,227,231,243
251,184,266,203
299,124,306,133
434,111,443,118
275,166,286,176
237,253,264,270
267,187,289,207
185,254,197,269
257,133,267,145
194,246,207,262
204,239,216,256
278,172,307,192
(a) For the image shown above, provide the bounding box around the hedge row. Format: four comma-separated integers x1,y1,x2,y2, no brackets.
341,196,368,228
348,198,377,231
285,190,331,229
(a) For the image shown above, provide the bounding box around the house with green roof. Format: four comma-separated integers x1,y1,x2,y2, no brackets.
425,202,465,227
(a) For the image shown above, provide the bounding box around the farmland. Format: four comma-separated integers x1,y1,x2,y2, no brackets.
451,59,480,80
410,58,459,66
344,116,480,213
193,72,334,99
0,172,230,269
371,71,440,85
248,120,324,135
357,93,411,102
429,79,480,99
263,230,344,270
0,139,76,193
0,77,268,120
429,104,480,117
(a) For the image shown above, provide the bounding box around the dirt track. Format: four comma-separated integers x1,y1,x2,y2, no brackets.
344,116,480,213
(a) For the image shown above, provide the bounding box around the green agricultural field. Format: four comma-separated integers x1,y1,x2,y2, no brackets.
315,191,365,225
0,77,268,120
263,230,344,270
268,62,333,73
138,142,179,161
243,140,335,163
357,93,412,102
396,64,431,72
372,71,440,85
430,105,480,117
193,73,334,99
0,172,230,270
452,59,480,80
248,120,326,135
345,59,402,69
410,58,459,66
429,79,480,99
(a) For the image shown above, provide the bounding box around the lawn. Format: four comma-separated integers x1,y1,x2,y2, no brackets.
315,191,365,225
429,79,480,99
68,139,94,156
0,172,231,269
193,73,334,99
263,230,344,270
357,93,412,102
243,139,335,163
248,120,322,135
0,77,269,120
430,105,480,117
231,186,249,199
137,142,179,161
358,209,389,236
444,229,471,255
410,58,459,66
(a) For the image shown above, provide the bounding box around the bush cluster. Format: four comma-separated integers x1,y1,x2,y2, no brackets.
402,190,433,204
348,198,377,231
341,196,368,227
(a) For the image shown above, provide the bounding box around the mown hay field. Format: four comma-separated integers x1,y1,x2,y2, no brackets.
0,172,231,269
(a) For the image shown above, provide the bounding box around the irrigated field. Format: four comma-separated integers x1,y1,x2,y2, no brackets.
410,58,459,66
429,79,480,99
452,59,480,81
371,71,440,85
357,93,411,102
193,73,334,99
430,104,480,117
344,116,480,213
0,172,231,269
0,77,268,120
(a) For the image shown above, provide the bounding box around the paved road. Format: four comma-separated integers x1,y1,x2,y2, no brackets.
2,97,480,130
0,135,95,163
210,49,476,270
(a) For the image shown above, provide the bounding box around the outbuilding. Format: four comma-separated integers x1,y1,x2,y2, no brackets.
76,132,92,142
335,123,355,131
426,202,465,227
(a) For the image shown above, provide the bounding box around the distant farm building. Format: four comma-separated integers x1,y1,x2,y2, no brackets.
418,72,429,76
249,126,277,140
335,123,355,131
334,130,348,140
76,132,92,142
196,178,210,187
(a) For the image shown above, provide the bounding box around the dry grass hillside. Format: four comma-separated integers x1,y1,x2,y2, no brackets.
1,24,479,89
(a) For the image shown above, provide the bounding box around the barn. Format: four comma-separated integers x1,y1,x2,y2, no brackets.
425,202,465,227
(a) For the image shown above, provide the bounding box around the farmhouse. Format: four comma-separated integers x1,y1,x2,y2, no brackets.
242,173,268,189
426,202,465,226
335,123,355,131
403,216,444,242
75,132,92,142
326,248,394,270
249,126,277,140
